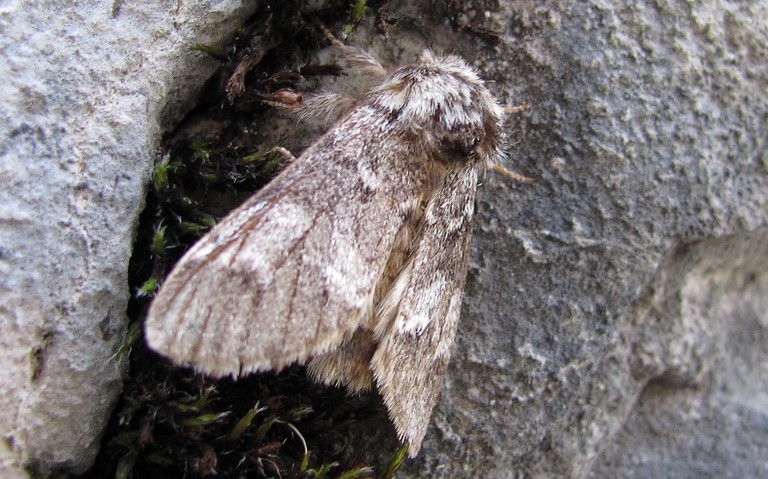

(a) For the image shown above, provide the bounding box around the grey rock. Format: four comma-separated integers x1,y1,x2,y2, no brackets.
3,0,766,477
394,1,768,477
338,1,768,477
258,2,768,477
0,1,256,476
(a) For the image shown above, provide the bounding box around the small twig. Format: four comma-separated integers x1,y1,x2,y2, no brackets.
281,421,308,457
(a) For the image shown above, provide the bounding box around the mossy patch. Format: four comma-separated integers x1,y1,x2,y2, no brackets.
78,2,405,478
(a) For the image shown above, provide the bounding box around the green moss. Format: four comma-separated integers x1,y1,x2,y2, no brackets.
378,444,409,479
151,156,170,192
343,0,368,37
136,278,159,296
150,224,166,257
80,2,408,479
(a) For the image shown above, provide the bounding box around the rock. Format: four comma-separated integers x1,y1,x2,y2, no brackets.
3,0,766,477
232,2,768,476
386,1,768,477
0,1,256,475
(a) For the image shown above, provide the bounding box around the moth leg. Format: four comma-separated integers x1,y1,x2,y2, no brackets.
336,43,388,78
491,164,535,184
292,24,384,126
268,146,297,163
296,92,356,124
319,23,387,79
256,88,303,109
504,102,531,114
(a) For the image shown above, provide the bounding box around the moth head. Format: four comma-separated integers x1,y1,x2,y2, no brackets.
369,50,506,168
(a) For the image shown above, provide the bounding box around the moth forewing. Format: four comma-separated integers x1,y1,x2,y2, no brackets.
145,50,506,457
146,109,428,375
370,166,480,455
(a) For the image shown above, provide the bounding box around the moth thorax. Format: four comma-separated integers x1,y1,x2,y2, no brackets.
371,57,505,167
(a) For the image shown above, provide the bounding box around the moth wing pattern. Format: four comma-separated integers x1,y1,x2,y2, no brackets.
145,108,430,377
371,166,479,455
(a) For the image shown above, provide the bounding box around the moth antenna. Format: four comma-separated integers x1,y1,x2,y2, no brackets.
491,102,534,183
296,92,356,124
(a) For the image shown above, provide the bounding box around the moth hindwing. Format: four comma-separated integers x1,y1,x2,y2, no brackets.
145,50,506,456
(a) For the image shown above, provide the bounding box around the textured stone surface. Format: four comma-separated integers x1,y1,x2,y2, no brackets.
0,1,256,476
389,1,768,478
3,0,766,477
253,2,768,476
329,0,768,477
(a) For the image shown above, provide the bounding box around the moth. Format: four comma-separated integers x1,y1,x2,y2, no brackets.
145,50,507,456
